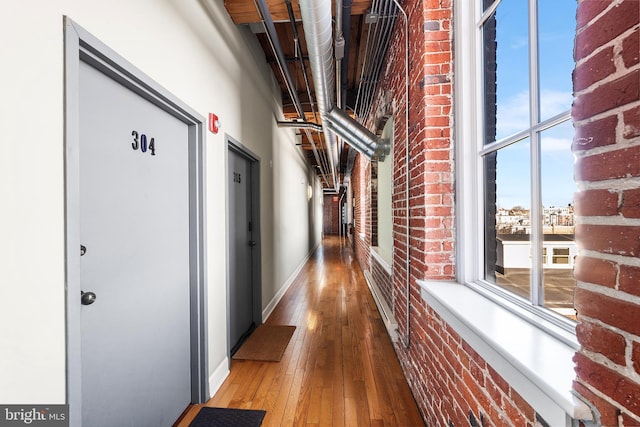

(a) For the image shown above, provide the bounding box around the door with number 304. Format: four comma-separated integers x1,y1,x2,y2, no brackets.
78,58,192,426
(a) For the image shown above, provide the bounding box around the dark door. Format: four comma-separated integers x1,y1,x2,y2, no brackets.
228,148,257,353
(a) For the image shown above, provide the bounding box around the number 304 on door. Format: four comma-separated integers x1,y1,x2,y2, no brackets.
131,130,156,155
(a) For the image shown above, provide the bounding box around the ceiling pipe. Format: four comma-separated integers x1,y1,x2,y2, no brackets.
298,0,340,190
254,0,303,117
326,107,390,160
340,0,353,109
284,0,319,124
277,121,323,132
254,0,336,189
299,0,389,164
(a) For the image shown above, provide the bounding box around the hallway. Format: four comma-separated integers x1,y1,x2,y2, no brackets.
178,236,425,426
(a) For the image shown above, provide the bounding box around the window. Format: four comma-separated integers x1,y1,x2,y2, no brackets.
480,0,577,321
372,116,394,265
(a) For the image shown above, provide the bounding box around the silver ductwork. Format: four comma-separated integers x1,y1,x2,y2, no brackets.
299,0,388,164
326,107,390,160
276,121,323,132
298,0,339,190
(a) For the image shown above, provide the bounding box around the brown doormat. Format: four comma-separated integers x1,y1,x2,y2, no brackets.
232,325,296,362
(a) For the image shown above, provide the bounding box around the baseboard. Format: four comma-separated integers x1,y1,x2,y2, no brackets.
363,270,398,342
262,241,320,321
208,357,230,398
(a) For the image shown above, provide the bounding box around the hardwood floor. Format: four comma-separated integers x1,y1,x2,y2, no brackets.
177,236,425,426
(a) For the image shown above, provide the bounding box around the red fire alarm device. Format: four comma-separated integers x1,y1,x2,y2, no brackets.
209,113,220,134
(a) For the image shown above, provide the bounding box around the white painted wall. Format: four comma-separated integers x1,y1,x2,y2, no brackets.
0,0,321,405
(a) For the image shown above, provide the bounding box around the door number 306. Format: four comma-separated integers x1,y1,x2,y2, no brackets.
131,131,156,156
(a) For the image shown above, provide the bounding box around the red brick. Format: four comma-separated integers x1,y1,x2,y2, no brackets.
576,0,611,29
573,256,618,287
574,352,640,418
486,365,509,395
621,188,640,218
572,112,618,152
573,381,621,426
575,287,640,336
576,224,640,257
509,389,535,422
573,189,619,216
634,341,640,375
576,321,627,365
573,69,640,121
620,412,640,427
502,396,527,427
619,264,640,297
469,360,485,386
575,145,640,182
623,106,640,139
575,0,640,61
574,46,616,92
485,378,503,406
622,31,640,68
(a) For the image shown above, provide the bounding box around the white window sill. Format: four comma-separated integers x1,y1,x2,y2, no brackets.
417,280,593,427
370,247,393,274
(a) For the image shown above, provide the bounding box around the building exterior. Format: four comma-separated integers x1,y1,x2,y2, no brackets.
1,0,638,426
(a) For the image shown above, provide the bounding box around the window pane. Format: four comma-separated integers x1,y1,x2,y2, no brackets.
483,0,530,144
485,139,531,301
538,0,576,122
540,121,576,319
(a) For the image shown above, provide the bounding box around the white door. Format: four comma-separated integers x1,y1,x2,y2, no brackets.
79,59,191,426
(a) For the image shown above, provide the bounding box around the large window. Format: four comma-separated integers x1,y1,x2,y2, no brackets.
480,0,577,320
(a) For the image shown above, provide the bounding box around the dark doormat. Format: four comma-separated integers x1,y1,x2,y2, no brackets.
188,407,266,427
232,324,296,362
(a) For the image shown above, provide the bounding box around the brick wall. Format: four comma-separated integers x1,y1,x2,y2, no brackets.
352,0,640,426
370,255,394,312
572,0,640,424
323,194,341,235
352,155,372,267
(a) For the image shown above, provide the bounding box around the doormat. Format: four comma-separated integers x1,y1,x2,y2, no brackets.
188,407,266,427
232,324,296,362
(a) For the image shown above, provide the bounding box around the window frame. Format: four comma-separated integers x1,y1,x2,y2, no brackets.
455,0,576,335
372,116,394,265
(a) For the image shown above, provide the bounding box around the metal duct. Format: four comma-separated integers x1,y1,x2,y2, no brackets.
276,121,323,132
299,0,389,164
255,0,334,189
326,107,390,160
298,0,339,190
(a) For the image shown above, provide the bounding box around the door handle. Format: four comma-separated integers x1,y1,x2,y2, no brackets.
81,291,97,305
248,241,257,247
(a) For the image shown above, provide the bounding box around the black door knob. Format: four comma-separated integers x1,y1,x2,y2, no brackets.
81,291,97,305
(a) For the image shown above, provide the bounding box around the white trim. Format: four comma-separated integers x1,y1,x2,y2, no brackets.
370,247,393,275
363,270,398,342
418,280,593,426
208,357,230,397
262,241,320,321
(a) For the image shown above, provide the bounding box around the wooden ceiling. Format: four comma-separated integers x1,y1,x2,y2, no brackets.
223,0,374,189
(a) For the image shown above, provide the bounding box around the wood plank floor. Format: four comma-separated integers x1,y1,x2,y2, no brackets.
177,236,425,426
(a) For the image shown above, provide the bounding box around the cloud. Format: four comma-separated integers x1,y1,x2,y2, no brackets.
495,89,573,140
496,90,529,139
541,136,572,152
540,89,572,119
509,37,528,50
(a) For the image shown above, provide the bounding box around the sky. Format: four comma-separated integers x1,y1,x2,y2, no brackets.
491,0,577,209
